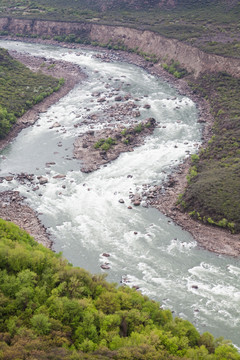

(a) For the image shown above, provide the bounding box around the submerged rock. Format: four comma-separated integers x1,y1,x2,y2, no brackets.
101,264,110,270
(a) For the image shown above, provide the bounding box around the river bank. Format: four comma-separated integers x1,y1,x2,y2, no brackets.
88,47,240,256
0,48,87,152
0,37,239,256
0,46,86,248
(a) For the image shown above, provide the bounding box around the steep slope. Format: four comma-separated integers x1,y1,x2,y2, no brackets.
0,218,239,359
1,0,240,58
0,47,62,138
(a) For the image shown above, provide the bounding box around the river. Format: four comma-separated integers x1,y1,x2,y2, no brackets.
0,40,240,347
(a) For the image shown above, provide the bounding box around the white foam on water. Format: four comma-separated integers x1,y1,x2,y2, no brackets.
228,264,240,275
0,39,240,347
167,238,197,255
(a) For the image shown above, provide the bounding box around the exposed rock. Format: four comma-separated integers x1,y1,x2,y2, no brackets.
46,162,56,167
0,191,51,248
32,186,39,191
74,119,156,172
49,121,61,129
38,176,48,185
101,264,110,270
53,174,66,179
133,110,141,117
97,97,106,103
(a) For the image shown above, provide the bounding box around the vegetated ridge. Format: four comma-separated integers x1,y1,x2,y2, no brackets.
0,218,239,359
0,47,63,138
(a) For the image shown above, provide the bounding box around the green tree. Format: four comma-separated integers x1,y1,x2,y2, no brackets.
30,313,51,335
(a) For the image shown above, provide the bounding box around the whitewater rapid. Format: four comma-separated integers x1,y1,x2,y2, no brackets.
0,40,240,347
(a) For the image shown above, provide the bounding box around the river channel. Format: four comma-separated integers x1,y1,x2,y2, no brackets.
0,40,240,347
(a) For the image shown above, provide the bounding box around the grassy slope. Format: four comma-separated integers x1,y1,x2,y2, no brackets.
0,218,239,359
178,72,240,233
0,48,63,138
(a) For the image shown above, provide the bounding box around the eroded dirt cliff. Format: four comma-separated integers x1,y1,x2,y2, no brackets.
1,18,240,78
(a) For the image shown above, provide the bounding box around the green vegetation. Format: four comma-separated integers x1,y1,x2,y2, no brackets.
0,218,239,359
0,48,64,138
93,121,155,152
94,137,117,151
1,0,240,58
162,60,189,79
179,72,240,233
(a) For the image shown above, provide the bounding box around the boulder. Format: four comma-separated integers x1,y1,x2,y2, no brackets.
101,264,110,270
53,174,66,179
191,285,199,289
143,104,151,109
49,122,61,129
38,177,48,185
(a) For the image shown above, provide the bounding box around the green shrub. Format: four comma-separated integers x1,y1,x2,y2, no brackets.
94,139,105,149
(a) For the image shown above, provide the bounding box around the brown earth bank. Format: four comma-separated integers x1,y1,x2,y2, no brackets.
0,190,51,248
0,37,239,256
1,18,240,77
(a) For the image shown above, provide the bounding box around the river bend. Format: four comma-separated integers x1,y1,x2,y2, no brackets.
0,40,240,347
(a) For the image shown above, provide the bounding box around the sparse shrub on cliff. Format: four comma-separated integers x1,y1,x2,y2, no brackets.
162,59,188,78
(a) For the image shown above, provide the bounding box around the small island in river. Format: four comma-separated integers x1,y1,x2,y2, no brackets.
74,118,156,172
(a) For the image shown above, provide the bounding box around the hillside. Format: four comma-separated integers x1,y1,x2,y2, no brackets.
0,218,239,359
179,72,240,233
0,47,63,138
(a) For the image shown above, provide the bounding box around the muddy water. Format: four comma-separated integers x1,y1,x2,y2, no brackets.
0,40,240,347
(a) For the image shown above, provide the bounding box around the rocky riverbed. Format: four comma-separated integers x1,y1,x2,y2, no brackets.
0,37,239,256
0,50,86,247
74,118,156,172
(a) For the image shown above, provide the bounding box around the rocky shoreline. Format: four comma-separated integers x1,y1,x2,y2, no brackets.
0,48,86,248
0,190,51,248
0,49,87,152
0,37,239,256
